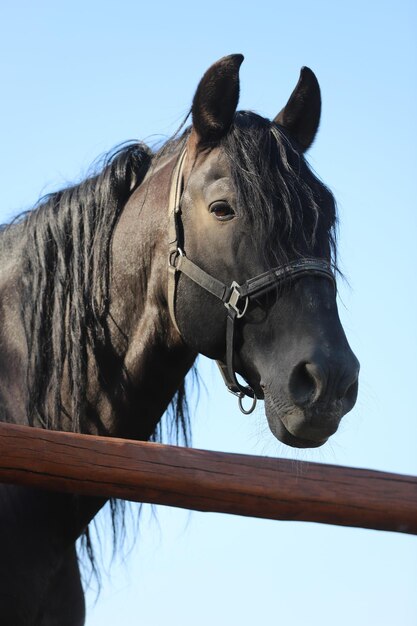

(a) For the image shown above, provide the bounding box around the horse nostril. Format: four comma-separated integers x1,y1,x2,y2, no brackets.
289,362,325,407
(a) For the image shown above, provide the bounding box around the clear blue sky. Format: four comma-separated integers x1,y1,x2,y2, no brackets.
0,1,416,625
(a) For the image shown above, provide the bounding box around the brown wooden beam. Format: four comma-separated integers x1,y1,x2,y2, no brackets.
0,422,415,534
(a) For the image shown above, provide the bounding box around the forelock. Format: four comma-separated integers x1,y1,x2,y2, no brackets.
220,111,337,267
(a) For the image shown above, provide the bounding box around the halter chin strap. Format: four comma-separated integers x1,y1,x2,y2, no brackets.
167,146,336,414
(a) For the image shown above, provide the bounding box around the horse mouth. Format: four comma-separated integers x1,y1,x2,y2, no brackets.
264,393,340,449
268,415,329,448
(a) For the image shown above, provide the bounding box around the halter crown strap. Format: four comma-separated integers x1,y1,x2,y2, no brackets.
167,145,336,413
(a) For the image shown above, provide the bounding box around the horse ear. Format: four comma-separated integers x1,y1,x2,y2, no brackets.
191,54,244,146
273,67,321,152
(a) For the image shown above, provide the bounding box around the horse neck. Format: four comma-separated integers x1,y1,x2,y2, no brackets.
107,149,196,440
0,151,197,585
0,150,197,598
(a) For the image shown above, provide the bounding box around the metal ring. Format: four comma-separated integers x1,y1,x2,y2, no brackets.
238,393,257,415
168,248,184,268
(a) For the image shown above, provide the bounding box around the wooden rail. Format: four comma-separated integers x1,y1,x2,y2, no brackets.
0,422,416,534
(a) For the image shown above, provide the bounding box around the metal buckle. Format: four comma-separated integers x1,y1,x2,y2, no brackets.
225,281,249,319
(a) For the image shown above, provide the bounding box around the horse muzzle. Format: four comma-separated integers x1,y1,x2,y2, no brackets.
262,355,359,448
264,396,339,447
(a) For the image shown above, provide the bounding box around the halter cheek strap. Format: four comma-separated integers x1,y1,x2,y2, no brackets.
167,146,336,414
168,147,188,336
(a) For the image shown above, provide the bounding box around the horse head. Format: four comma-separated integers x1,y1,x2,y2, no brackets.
167,55,359,448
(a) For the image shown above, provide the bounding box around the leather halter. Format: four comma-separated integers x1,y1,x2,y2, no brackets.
167,145,336,414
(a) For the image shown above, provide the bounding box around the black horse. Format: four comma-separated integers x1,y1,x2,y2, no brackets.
0,55,359,625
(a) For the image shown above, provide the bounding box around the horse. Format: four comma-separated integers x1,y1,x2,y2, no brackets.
0,54,359,625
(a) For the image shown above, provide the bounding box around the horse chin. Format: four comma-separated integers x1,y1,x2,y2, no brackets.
264,394,339,449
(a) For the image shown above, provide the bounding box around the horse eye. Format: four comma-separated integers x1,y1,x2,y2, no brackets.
209,201,235,221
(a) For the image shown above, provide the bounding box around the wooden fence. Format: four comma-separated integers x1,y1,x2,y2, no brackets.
0,422,416,534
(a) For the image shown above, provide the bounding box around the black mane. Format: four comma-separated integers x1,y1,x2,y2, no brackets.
1,141,192,445
11,143,151,433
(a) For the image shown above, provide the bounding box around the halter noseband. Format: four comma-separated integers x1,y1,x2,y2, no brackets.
167,145,336,414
